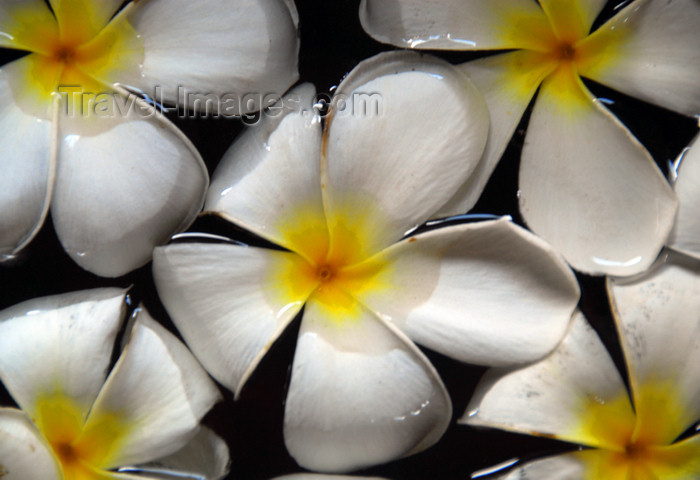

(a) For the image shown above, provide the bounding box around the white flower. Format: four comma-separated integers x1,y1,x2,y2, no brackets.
0,288,229,480
0,0,299,277
153,51,580,473
464,252,700,478
360,0,700,276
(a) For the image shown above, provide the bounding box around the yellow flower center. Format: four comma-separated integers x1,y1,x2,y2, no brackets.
553,41,577,63
5,1,143,114
495,2,629,113
574,379,696,478
268,202,392,322
34,392,128,480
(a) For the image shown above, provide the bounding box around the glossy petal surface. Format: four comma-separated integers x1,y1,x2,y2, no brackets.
87,311,220,469
153,243,313,398
0,288,126,420
463,312,634,450
52,92,207,277
125,426,230,480
284,298,450,473
669,134,700,258
0,57,55,256
358,218,578,366
440,51,554,216
578,0,700,116
121,0,299,112
324,51,488,259
359,0,552,50
608,255,700,445
205,83,324,251
488,453,585,480
519,67,677,276
0,408,61,480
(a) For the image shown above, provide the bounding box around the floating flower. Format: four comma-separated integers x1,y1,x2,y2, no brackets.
153,51,580,472
0,0,299,276
464,252,700,478
0,288,229,480
669,133,700,258
360,0,700,276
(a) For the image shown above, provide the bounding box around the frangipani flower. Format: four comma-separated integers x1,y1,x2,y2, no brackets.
153,51,580,472
0,0,299,276
669,133,700,258
0,288,229,480
464,253,700,478
360,0,700,276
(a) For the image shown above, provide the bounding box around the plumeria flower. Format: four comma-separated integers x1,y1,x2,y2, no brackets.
153,51,580,473
669,133,700,258
360,0,700,276
464,252,700,478
0,0,299,276
0,288,229,480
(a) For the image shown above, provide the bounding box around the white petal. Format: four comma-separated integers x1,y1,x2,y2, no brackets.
519,68,677,276
463,312,635,450
0,288,126,420
669,134,700,258
578,0,700,116
0,408,61,480
153,243,312,398
0,57,56,256
284,297,450,473
120,0,299,113
86,309,220,469
356,218,579,366
486,453,585,480
51,88,208,277
439,51,552,216
359,0,552,50
324,51,489,258
205,83,325,251
608,254,700,445
129,426,230,480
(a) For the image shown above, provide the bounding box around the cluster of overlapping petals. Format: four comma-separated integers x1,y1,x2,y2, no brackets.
362,0,700,276
2,0,700,479
0,0,299,277
0,289,229,479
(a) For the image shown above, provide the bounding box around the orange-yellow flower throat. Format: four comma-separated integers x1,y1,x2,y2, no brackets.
34,393,128,480
5,0,143,106
268,203,392,321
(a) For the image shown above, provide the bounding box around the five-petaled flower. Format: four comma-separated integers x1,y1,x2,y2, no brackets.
465,252,700,479
0,288,229,480
0,0,299,276
360,0,700,276
152,51,580,473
